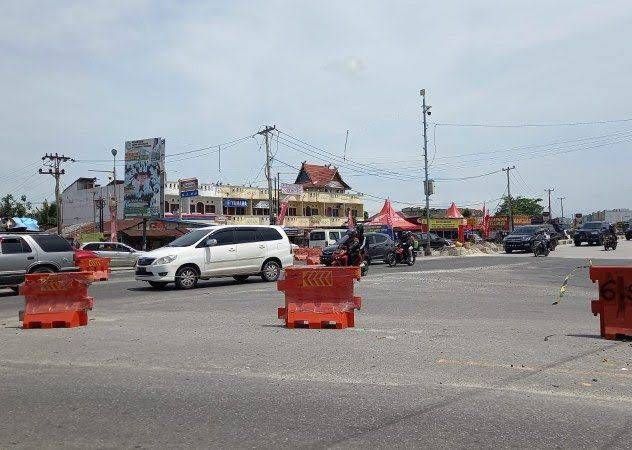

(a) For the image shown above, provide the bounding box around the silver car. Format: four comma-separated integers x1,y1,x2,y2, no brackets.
80,242,144,267
0,232,76,294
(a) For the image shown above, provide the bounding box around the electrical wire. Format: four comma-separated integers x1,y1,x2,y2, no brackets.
431,116,632,128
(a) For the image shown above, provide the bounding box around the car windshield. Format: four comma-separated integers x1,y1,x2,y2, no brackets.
166,229,212,247
581,222,602,229
511,226,540,235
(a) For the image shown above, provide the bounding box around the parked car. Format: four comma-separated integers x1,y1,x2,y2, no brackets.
0,232,76,294
573,221,611,246
626,221,632,241
320,232,395,265
80,241,145,267
503,225,558,253
414,232,453,250
308,228,348,248
135,225,293,289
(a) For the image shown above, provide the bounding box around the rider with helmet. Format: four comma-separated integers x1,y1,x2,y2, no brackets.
399,231,415,261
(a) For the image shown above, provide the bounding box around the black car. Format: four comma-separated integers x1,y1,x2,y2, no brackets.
320,232,395,265
414,232,453,249
574,221,611,246
503,225,558,253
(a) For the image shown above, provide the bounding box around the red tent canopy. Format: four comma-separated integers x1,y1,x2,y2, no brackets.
366,199,419,230
445,202,463,218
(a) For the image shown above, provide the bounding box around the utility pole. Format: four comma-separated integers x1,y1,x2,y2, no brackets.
39,153,75,234
276,172,281,218
502,166,516,231
420,89,433,255
558,196,566,223
110,148,118,242
344,130,349,161
545,188,555,220
257,125,276,225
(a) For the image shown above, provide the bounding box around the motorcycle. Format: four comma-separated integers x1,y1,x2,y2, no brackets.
532,235,550,257
603,234,618,251
331,247,370,276
386,244,416,267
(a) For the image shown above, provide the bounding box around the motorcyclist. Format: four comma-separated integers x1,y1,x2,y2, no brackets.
399,231,415,261
533,228,550,251
340,228,362,266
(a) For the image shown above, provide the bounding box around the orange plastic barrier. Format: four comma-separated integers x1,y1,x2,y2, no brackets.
76,256,111,281
277,266,362,329
590,266,632,340
19,272,94,329
306,255,321,265
293,248,308,262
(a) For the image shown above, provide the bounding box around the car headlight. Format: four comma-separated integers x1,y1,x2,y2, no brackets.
591,231,599,235
153,255,177,265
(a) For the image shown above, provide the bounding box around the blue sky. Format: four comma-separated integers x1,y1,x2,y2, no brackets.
1,0,631,215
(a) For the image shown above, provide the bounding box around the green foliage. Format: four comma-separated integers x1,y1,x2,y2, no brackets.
496,196,544,216
33,200,57,229
0,194,32,217
461,208,472,218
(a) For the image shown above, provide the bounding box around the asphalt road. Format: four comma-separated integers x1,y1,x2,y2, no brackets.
1,252,632,448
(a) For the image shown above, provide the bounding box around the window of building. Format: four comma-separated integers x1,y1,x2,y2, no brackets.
352,209,358,218
223,206,246,215
253,208,269,216
189,203,195,213
205,204,215,214
304,207,319,216
288,207,297,216
164,201,169,212
170,203,178,213
196,202,204,213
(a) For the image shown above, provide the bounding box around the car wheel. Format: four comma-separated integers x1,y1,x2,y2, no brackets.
505,248,512,254
30,266,55,274
175,266,198,290
233,275,249,283
574,240,581,246
261,260,281,282
386,252,397,267
148,281,168,289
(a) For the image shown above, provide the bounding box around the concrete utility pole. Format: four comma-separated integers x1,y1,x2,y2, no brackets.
558,196,566,222
545,188,555,219
502,166,516,231
257,125,276,225
344,130,349,161
39,153,75,234
420,89,432,256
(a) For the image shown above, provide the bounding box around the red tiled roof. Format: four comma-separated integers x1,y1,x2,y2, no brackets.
296,163,351,190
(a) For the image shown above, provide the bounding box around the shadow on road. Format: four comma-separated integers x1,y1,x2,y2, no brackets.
127,278,268,292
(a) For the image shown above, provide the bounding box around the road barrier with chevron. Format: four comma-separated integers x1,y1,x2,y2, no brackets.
277,266,361,329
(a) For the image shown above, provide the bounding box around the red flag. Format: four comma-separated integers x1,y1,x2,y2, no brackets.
277,197,290,225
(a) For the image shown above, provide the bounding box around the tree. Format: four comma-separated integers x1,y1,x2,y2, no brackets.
32,200,57,229
0,194,32,217
462,208,472,218
495,196,544,216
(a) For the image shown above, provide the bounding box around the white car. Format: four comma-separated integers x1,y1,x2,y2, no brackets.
135,225,294,289
80,241,145,267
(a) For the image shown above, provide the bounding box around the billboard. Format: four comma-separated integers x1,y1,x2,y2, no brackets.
124,138,165,218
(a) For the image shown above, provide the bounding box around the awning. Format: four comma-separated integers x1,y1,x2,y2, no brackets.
254,201,269,209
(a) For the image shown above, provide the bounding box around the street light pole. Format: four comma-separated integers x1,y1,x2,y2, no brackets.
110,148,118,242
420,89,432,256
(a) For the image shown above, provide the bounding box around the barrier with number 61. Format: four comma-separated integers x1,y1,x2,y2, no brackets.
590,266,632,340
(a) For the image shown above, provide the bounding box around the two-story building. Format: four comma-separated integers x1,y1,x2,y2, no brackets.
62,162,364,232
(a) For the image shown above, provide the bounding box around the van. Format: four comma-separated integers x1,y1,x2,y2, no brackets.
135,225,294,289
308,228,348,248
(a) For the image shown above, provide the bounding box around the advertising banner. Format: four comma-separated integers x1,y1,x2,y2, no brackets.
124,138,165,218
281,183,304,195
179,178,198,195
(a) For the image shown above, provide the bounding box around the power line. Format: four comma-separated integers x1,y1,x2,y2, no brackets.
431,116,632,128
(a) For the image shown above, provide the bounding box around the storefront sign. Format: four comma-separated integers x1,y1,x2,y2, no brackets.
223,199,248,208
416,218,464,229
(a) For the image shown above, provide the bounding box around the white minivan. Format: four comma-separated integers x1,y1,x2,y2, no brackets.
135,225,294,289
308,228,348,248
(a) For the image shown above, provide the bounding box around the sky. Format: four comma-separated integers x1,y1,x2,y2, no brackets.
1,0,632,216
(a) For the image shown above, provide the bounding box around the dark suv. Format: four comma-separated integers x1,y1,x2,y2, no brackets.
503,225,558,253
320,232,395,265
574,221,611,246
